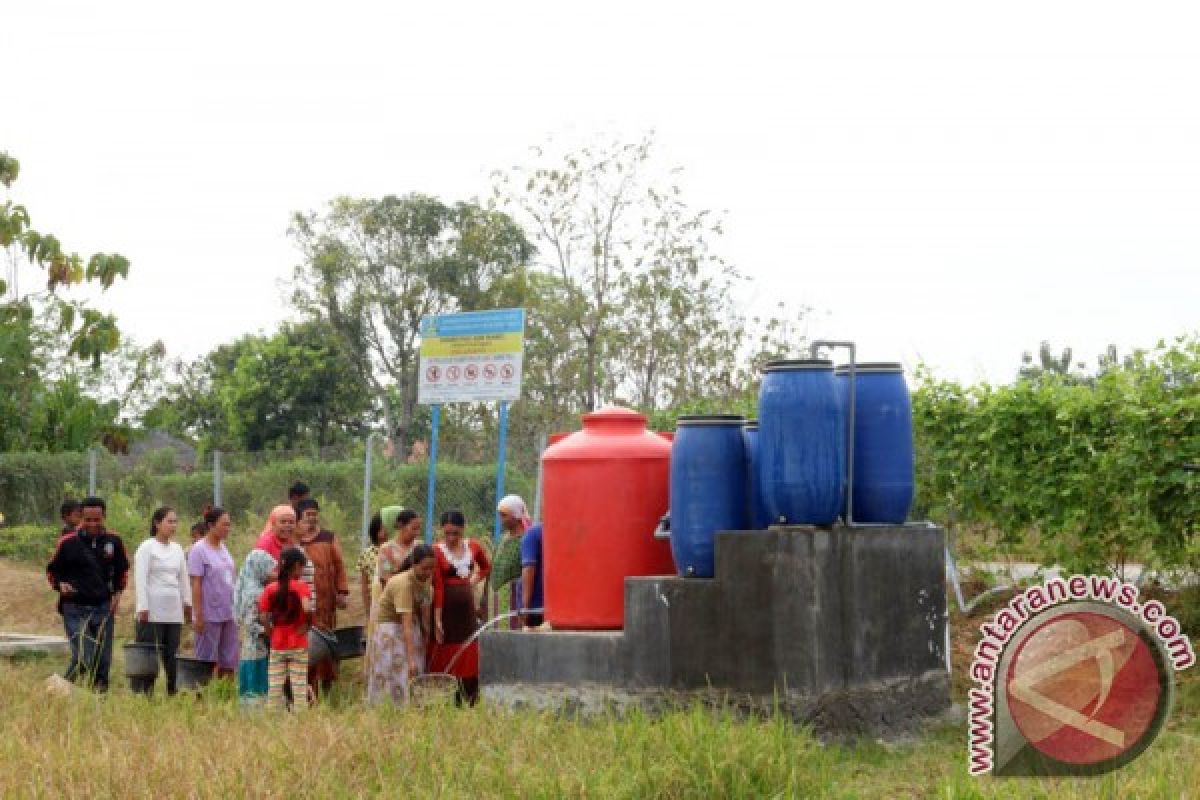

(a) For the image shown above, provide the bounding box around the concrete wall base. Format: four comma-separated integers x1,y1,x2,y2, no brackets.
482,524,949,738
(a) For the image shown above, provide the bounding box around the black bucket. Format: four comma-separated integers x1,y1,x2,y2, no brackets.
123,642,159,679
334,626,366,660
176,656,216,691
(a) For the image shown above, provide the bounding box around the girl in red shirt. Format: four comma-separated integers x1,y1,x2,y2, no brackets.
258,547,312,711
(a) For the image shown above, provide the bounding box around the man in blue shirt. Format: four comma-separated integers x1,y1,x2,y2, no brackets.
519,523,544,629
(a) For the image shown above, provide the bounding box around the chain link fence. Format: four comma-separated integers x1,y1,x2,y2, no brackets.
1,426,548,568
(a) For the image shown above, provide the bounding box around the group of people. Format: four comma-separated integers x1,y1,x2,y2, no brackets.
43,482,546,711
355,493,544,706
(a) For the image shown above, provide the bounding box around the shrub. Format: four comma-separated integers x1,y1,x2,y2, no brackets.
911,337,1200,574
0,524,60,563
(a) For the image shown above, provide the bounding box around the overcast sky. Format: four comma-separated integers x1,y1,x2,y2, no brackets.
2,0,1196,385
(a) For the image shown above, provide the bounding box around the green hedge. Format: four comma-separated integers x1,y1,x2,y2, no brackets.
0,454,533,537
911,338,1200,573
0,452,123,525
128,460,531,527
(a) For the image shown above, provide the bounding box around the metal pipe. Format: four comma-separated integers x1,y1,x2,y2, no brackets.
361,432,380,550
810,340,856,526
213,450,222,506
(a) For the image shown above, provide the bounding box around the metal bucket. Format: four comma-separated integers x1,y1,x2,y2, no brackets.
123,642,159,678
308,627,337,663
176,656,216,691
334,626,365,660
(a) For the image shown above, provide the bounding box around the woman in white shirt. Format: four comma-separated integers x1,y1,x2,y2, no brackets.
132,506,193,695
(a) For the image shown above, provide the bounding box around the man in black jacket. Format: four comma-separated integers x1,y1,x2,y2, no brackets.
46,496,130,691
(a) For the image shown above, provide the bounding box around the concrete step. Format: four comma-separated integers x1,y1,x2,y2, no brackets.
0,632,70,657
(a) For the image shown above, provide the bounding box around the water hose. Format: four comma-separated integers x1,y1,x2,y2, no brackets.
409,607,545,700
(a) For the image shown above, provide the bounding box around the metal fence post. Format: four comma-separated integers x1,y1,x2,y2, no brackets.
492,401,510,542
87,448,97,496
213,450,222,506
361,433,379,550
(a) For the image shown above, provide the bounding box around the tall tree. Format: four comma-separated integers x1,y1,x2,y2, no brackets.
145,322,374,451
220,322,374,449
0,151,132,450
0,151,130,367
288,194,532,455
493,138,650,411
614,184,742,411
27,375,120,453
142,341,244,448
494,134,751,413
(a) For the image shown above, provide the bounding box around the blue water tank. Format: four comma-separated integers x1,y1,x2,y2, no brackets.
669,415,748,577
741,421,770,529
835,363,914,524
759,360,845,525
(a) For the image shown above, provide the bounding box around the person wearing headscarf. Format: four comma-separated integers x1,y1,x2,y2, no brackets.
359,505,403,676
234,505,295,704
254,504,297,561
494,494,533,628
497,494,532,531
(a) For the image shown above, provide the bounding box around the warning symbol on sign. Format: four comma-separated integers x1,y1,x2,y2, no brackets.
426,366,441,382
483,364,498,380
447,365,461,381
465,364,480,381
500,364,515,380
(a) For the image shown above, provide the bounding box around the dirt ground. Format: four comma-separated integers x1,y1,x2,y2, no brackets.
0,558,62,635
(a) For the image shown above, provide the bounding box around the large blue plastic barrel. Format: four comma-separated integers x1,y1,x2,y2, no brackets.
758,360,845,525
670,415,748,577
741,421,770,529
835,363,914,523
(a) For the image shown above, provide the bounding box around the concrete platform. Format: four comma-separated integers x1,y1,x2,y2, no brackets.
0,633,70,657
482,524,950,737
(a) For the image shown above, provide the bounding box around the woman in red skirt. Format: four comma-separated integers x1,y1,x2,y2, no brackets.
430,510,491,705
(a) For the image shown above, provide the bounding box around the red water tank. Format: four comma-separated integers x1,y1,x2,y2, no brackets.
542,407,676,629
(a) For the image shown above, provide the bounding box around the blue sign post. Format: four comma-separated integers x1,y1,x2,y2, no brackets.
493,401,510,542
424,404,441,544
